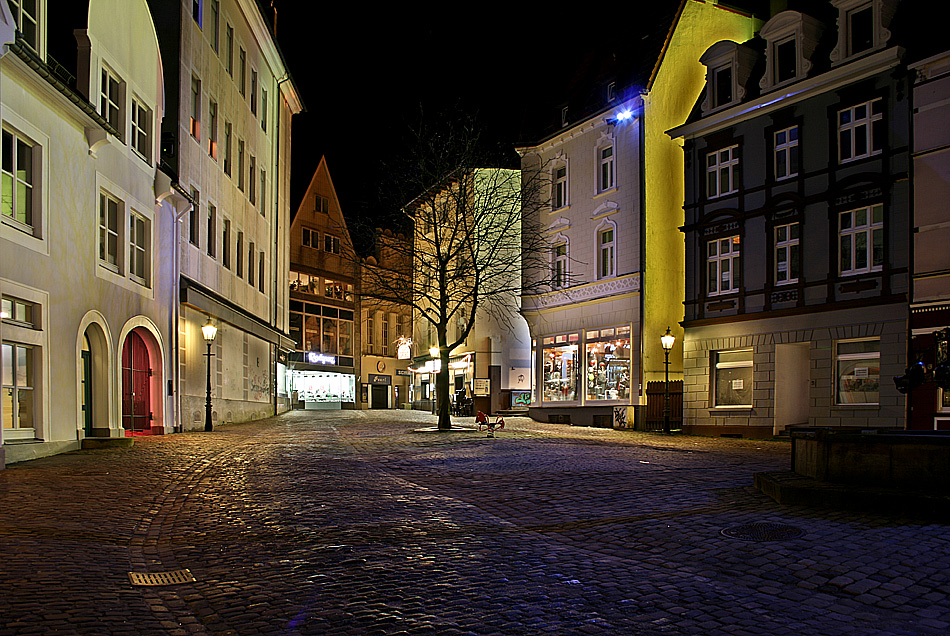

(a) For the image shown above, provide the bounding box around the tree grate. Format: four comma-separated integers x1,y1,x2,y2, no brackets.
128,569,196,586
720,522,804,542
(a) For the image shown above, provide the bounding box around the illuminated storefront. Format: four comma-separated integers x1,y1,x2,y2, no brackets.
536,326,633,407
286,351,355,409
541,333,580,403
585,326,632,402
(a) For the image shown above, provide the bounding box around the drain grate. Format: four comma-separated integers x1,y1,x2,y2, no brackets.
720,522,804,542
129,569,196,586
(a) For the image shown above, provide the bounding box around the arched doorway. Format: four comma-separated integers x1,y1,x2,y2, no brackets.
122,330,152,435
81,334,93,436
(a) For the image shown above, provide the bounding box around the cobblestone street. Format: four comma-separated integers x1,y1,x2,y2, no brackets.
1,409,948,635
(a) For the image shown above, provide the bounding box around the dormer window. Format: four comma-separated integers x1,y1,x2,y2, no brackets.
700,41,757,115
830,0,898,66
776,39,797,83
848,5,874,55
759,11,824,92
714,66,733,108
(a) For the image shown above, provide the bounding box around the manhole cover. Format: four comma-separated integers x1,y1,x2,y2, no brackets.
720,522,804,542
129,569,196,586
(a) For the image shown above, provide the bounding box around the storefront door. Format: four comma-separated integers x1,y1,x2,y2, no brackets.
122,331,151,434
371,384,389,409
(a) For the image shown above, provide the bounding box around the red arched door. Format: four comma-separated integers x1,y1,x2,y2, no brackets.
122,331,151,435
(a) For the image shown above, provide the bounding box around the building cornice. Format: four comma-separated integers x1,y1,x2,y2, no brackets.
522,273,640,313
516,96,643,156
668,46,904,141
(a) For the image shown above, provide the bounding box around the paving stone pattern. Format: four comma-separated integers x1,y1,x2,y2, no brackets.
1,410,948,635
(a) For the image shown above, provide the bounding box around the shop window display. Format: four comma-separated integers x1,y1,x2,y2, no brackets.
585,326,631,401
542,334,579,402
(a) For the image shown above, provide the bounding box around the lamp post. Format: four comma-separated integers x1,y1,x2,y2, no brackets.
202,319,218,431
661,327,675,435
429,346,439,415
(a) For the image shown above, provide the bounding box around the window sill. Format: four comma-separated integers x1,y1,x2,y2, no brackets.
549,204,570,214
839,151,883,165
98,261,120,274
832,404,879,409
2,216,36,236
593,187,617,199
710,405,753,411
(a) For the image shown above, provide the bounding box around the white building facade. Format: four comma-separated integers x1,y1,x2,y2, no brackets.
150,0,301,430
1,0,171,465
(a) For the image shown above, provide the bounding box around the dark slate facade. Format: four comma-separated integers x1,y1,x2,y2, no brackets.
669,0,926,437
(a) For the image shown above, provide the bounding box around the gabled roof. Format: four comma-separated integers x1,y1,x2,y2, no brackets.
290,155,354,252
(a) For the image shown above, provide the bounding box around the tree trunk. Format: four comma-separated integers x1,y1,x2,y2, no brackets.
437,346,452,430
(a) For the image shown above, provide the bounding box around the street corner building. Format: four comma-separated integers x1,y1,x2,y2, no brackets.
0,0,302,468
667,0,940,437
517,0,759,428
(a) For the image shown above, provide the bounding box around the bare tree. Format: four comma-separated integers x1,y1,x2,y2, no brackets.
353,112,558,430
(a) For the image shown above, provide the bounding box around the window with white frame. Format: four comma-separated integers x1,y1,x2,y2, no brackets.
598,226,615,279
100,67,123,135
598,145,614,192
775,37,798,84
129,211,148,284
302,227,316,248
1,127,36,232
839,204,883,275
2,342,34,430
553,164,567,209
131,98,151,163
847,3,874,56
714,349,753,407
8,0,39,51
1,296,34,326
552,242,567,288
838,99,883,163
99,191,120,270
190,75,201,139
774,126,798,180
382,317,390,355
707,145,739,198
707,235,740,296
713,65,733,108
836,338,879,404
774,222,800,285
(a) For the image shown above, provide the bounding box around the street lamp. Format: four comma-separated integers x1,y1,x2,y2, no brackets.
661,327,675,435
429,346,439,414
202,319,218,432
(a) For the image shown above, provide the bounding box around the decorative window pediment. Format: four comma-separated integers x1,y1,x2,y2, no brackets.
830,0,898,65
700,41,758,115
759,11,824,92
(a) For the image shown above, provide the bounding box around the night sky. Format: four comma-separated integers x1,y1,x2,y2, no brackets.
274,2,770,228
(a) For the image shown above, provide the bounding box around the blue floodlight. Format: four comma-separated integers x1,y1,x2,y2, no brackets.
616,110,633,121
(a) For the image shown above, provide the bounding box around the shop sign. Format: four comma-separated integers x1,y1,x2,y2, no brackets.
307,352,337,365
369,374,391,385
473,378,490,396
395,369,411,376
397,342,412,360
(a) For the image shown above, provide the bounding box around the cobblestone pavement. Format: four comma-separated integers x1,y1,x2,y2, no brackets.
1,410,949,635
